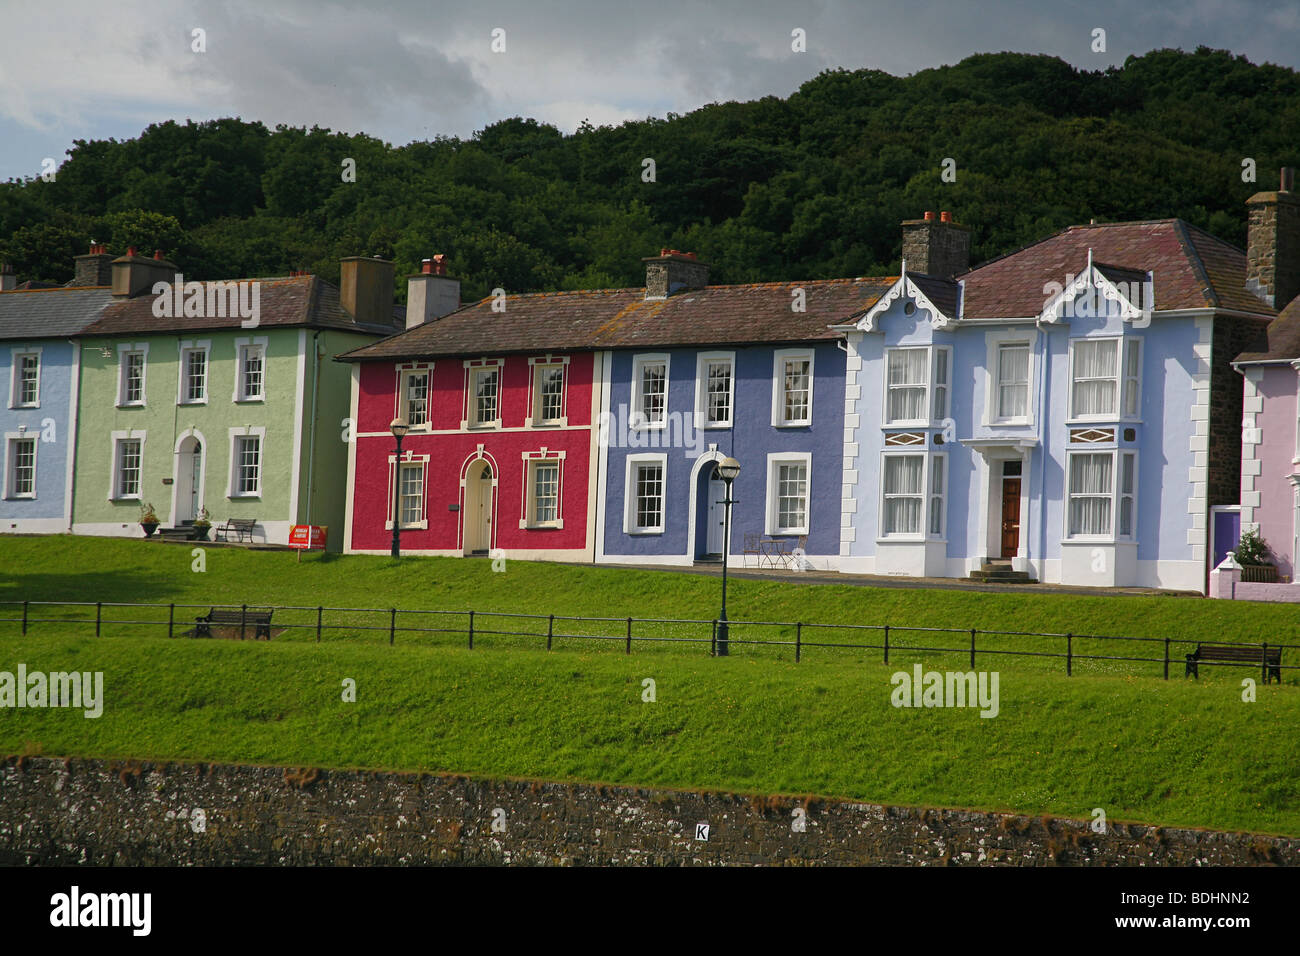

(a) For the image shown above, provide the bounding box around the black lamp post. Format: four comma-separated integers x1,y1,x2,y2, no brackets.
714,457,741,656
390,418,410,558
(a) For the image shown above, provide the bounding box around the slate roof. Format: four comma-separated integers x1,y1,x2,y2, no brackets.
340,278,897,362
1234,293,1300,363
906,272,961,318
0,286,112,340
78,275,403,338
956,219,1273,319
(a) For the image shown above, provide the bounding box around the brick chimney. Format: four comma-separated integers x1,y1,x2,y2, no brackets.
340,255,396,326
1246,167,1300,310
643,249,710,300
901,210,971,278
111,247,176,298
0,264,15,292
73,242,114,287
406,255,460,329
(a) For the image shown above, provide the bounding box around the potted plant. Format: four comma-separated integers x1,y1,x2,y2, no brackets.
1233,527,1277,583
192,507,212,542
139,502,159,537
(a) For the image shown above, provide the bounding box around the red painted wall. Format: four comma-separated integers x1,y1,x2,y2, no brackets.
349,353,594,553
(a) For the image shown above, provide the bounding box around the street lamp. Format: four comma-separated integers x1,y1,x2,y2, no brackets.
714,456,741,657
390,418,410,558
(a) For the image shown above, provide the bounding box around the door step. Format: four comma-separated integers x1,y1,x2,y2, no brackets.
968,560,1037,584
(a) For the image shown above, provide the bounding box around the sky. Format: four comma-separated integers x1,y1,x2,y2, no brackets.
2,0,1299,181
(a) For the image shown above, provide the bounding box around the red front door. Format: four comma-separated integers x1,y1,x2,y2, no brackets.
1001,478,1021,559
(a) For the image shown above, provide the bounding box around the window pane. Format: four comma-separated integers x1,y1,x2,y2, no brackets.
706,361,731,424
117,440,141,497
998,345,1029,418
1123,340,1141,416
782,359,810,423
777,462,807,530
125,353,144,403
534,462,559,523
883,454,924,535
236,437,261,495
186,350,206,401
10,439,35,495
476,369,498,423
406,372,429,426
635,463,663,528
1072,340,1118,416
539,367,564,422
639,363,665,424
400,463,424,526
242,347,264,399
1068,453,1112,535
18,355,38,404
887,349,927,421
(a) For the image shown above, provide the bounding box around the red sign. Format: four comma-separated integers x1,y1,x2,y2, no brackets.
289,525,327,550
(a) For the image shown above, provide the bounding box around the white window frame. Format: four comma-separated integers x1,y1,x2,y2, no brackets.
3,433,37,499
878,450,933,540
233,336,269,403
928,453,947,538
116,343,149,407
108,430,147,501
527,355,570,427
624,452,667,534
461,358,504,429
883,346,950,427
1065,449,1138,542
177,340,211,406
9,348,42,409
385,453,430,530
520,449,566,529
397,362,433,430
771,349,815,427
765,451,812,536
695,351,735,429
631,353,670,430
227,426,266,499
1067,336,1123,422
983,332,1035,426
1121,337,1142,420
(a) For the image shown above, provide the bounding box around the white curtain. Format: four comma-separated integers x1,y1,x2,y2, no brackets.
1069,453,1112,535
884,455,923,534
998,345,1029,418
887,349,927,421
1072,340,1118,416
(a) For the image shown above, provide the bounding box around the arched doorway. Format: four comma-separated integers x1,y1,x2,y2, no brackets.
174,433,204,524
462,461,495,554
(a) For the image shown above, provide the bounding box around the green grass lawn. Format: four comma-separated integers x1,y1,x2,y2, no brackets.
1,535,1298,836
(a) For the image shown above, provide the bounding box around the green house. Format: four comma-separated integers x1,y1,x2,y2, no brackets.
70,252,401,550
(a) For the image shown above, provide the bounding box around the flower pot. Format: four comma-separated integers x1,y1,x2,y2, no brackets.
141,522,159,538
193,526,211,542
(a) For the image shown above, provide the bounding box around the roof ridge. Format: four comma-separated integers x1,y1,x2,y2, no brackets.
1170,219,1219,310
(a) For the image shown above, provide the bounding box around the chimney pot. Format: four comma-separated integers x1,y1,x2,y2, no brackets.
940,210,952,223
127,246,137,258
153,249,164,260
924,211,935,221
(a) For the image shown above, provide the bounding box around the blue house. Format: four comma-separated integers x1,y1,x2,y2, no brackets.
0,253,114,534
837,213,1273,592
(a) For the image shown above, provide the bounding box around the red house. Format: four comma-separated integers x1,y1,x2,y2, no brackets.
340,259,603,559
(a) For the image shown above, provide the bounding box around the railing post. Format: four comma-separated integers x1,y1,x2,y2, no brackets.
547,614,554,651
883,624,889,665
1066,633,1072,676
168,603,174,640
1263,642,1269,684
240,603,247,642
468,611,474,649
21,600,28,635
1163,636,1170,680
316,606,323,643
95,601,102,637
389,608,396,646
711,619,718,656
970,628,976,669
626,617,632,655
795,622,802,663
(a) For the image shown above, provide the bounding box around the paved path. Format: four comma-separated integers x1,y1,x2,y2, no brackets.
600,561,1200,598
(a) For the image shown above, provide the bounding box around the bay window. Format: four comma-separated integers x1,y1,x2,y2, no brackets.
885,346,950,425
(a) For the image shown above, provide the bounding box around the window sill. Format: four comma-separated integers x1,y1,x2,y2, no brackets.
116,403,147,409
229,494,262,501
526,418,568,428
110,496,142,503
628,528,664,536
385,521,429,531
462,421,501,431
773,421,811,429
11,404,39,411
234,398,265,405
522,520,564,530
3,494,36,501
701,422,732,430
179,400,209,407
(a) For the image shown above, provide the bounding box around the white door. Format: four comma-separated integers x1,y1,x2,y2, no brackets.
706,478,726,554
189,444,202,520
476,465,493,552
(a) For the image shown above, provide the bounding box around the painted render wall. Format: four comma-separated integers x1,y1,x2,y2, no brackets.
346,352,598,558
0,339,78,533
599,343,846,567
843,292,1205,590
1239,363,1299,579
71,330,303,544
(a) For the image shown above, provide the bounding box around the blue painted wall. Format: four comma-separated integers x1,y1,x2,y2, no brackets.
601,342,845,560
0,339,77,529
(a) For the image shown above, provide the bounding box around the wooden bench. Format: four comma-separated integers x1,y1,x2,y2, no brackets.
215,517,257,543
194,607,273,641
1186,643,1282,684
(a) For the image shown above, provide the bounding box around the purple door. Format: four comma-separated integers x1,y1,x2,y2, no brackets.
1211,508,1240,569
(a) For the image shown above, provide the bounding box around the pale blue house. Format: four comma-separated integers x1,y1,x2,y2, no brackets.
837,214,1272,593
